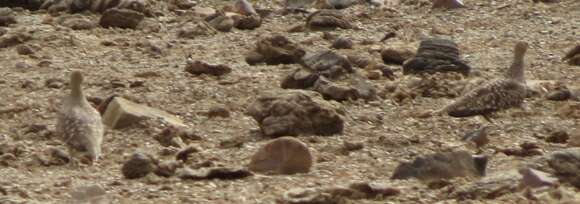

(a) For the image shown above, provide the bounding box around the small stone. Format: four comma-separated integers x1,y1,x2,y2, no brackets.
15,44,34,55
302,50,353,79
102,97,185,129
154,127,186,148
312,77,358,101
45,78,64,89
342,141,364,152
154,160,182,177
184,60,232,76
366,70,381,80
70,185,108,204
381,46,415,65
233,14,261,30
207,105,230,118
178,167,252,180
0,32,32,48
248,137,313,174
280,68,319,89
191,7,216,17
0,8,17,27
100,8,144,29
122,152,156,179
545,130,569,144
280,188,336,204
432,0,465,9
175,145,199,162
546,89,572,101
347,55,371,68
518,168,558,189
331,37,353,49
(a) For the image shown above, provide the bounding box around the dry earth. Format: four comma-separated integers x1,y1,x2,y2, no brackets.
0,0,579,203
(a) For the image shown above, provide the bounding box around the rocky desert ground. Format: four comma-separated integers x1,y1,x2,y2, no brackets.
0,0,579,203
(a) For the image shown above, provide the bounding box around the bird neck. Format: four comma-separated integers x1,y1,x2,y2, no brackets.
70,83,86,103
506,51,525,83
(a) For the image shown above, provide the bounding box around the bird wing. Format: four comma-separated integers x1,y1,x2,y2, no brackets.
445,79,525,117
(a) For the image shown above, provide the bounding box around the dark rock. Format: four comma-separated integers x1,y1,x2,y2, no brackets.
207,105,230,118
0,8,17,27
175,145,199,162
245,34,305,65
312,76,357,101
184,60,232,76
546,89,572,101
331,37,353,49
546,130,569,144
154,160,182,177
15,44,34,55
403,38,471,76
248,137,313,174
0,32,32,48
302,50,353,79
246,90,344,137
122,152,156,179
178,167,252,180
306,10,353,30
100,8,144,29
233,14,261,30
280,68,320,89
381,46,414,65
547,148,580,176
432,0,465,9
562,45,579,66
391,151,487,182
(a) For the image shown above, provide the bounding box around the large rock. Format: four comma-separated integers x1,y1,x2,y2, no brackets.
547,148,580,176
403,38,471,76
246,90,344,137
245,35,305,65
248,137,313,174
99,8,144,29
391,151,488,182
102,97,185,129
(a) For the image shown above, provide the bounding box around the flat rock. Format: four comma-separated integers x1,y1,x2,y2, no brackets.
178,167,252,180
248,137,313,174
452,170,521,200
57,14,96,30
100,8,144,29
245,34,305,65
518,168,558,189
70,184,108,204
391,151,488,182
184,60,232,76
102,97,185,129
246,90,344,137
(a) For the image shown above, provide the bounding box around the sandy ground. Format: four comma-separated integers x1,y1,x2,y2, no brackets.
0,0,579,203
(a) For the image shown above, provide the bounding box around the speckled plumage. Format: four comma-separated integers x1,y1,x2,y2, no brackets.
56,71,103,163
440,42,529,121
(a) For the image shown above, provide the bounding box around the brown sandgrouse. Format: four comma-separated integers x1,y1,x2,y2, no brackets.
436,42,529,123
56,70,104,164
